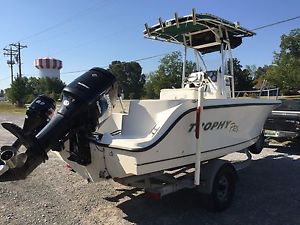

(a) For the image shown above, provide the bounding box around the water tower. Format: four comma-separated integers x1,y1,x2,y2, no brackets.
34,57,62,79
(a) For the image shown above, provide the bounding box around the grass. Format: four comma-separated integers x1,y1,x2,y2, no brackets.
0,102,26,114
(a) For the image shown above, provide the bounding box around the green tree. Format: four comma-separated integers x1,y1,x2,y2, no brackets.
231,58,253,91
5,77,31,107
251,65,273,89
39,77,65,100
27,77,65,101
5,76,65,106
144,51,195,98
108,61,145,99
266,29,300,95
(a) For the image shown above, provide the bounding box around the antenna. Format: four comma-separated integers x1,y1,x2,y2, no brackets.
192,8,196,25
175,13,179,28
159,17,164,32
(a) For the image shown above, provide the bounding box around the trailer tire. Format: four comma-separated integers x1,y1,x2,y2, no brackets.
206,163,236,211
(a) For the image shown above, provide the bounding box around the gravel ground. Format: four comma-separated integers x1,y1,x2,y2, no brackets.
1,112,300,225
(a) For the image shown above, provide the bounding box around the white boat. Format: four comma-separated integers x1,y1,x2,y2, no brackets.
56,12,279,182
0,10,280,211
58,96,276,181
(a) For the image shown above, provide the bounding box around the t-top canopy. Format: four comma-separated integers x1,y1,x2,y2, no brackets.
144,11,255,54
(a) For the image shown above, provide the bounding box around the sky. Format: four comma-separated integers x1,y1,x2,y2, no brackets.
0,0,299,90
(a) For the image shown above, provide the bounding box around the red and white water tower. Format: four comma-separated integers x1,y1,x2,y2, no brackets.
34,57,62,79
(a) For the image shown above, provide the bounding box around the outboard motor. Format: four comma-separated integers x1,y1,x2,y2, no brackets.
0,67,116,181
0,95,56,168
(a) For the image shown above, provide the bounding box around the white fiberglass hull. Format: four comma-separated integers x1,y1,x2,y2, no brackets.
59,98,278,182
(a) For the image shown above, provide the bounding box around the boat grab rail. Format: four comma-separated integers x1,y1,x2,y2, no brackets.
234,88,280,99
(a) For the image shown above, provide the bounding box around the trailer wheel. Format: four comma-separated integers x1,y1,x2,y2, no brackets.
207,163,236,211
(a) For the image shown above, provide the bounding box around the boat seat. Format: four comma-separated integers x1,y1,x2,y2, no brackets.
121,101,156,138
106,100,185,150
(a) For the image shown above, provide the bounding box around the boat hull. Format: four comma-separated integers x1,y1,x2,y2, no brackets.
59,98,278,182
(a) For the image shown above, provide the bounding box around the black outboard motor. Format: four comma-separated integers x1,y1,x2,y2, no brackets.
23,95,56,136
0,95,56,167
0,67,116,181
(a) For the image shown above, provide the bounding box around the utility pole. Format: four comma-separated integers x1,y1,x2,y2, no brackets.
9,42,27,78
3,46,18,84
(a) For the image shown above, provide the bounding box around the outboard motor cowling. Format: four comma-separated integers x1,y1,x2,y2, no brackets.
0,67,116,181
23,95,56,135
35,68,115,150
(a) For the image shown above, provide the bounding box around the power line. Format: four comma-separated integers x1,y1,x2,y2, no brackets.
9,42,27,78
18,0,108,43
58,15,300,76
0,52,170,86
57,15,300,76
134,52,172,62
59,52,175,76
43,14,300,76
3,42,27,84
61,69,89,75
252,15,300,31
0,76,11,82
48,23,137,56
3,46,18,84
36,14,300,57
50,16,300,64
3,14,299,82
